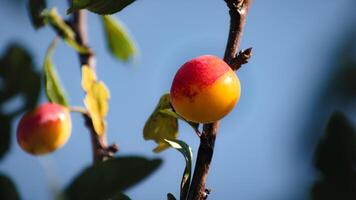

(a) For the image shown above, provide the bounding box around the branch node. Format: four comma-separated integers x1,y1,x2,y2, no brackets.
231,47,253,70
203,188,212,200
100,143,118,159
225,0,250,13
107,143,119,154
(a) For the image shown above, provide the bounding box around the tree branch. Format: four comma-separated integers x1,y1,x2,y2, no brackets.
224,0,252,65
67,5,118,163
69,10,96,68
187,123,219,200
187,1,252,199
83,114,118,163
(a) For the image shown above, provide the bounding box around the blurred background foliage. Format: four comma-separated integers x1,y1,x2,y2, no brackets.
0,43,41,161
0,0,355,199
0,173,21,200
308,32,356,199
312,112,356,200
0,0,161,199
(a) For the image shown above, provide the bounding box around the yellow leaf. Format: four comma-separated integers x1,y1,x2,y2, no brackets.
81,65,97,92
143,93,178,153
81,65,110,136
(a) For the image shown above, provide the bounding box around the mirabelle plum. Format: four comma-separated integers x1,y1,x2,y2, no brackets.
16,103,71,155
170,55,240,123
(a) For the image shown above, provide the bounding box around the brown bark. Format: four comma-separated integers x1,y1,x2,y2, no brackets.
67,6,117,163
187,1,252,199
187,123,219,200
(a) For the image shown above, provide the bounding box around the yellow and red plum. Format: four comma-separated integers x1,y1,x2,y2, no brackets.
17,103,71,155
170,55,241,123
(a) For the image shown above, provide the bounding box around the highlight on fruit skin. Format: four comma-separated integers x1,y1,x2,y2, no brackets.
16,102,72,155
170,55,241,123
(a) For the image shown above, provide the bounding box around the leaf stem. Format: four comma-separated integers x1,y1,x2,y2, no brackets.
69,106,88,115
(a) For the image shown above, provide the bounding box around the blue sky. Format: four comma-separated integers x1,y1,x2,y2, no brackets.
0,0,355,199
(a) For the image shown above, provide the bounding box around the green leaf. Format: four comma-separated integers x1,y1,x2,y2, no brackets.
42,9,74,40
101,16,136,62
43,39,69,106
0,173,21,200
143,94,178,153
62,156,162,200
0,43,41,113
167,193,177,200
160,108,181,119
28,0,47,29
42,8,89,53
68,0,91,12
110,193,131,200
160,108,200,133
0,43,41,160
165,139,193,200
81,65,110,136
68,0,135,15
88,0,135,15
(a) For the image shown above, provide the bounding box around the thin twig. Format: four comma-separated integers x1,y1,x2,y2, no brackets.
187,1,252,199
67,2,117,163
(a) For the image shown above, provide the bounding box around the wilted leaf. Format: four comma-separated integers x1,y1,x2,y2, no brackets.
42,8,89,53
82,65,110,136
68,0,135,15
43,39,69,106
101,16,136,62
84,82,109,136
143,94,178,152
28,0,47,29
165,139,193,200
0,43,41,160
62,156,162,200
167,193,177,200
0,173,21,200
81,64,97,91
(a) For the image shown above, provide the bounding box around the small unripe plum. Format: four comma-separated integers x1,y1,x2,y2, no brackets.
170,55,241,123
16,103,71,155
